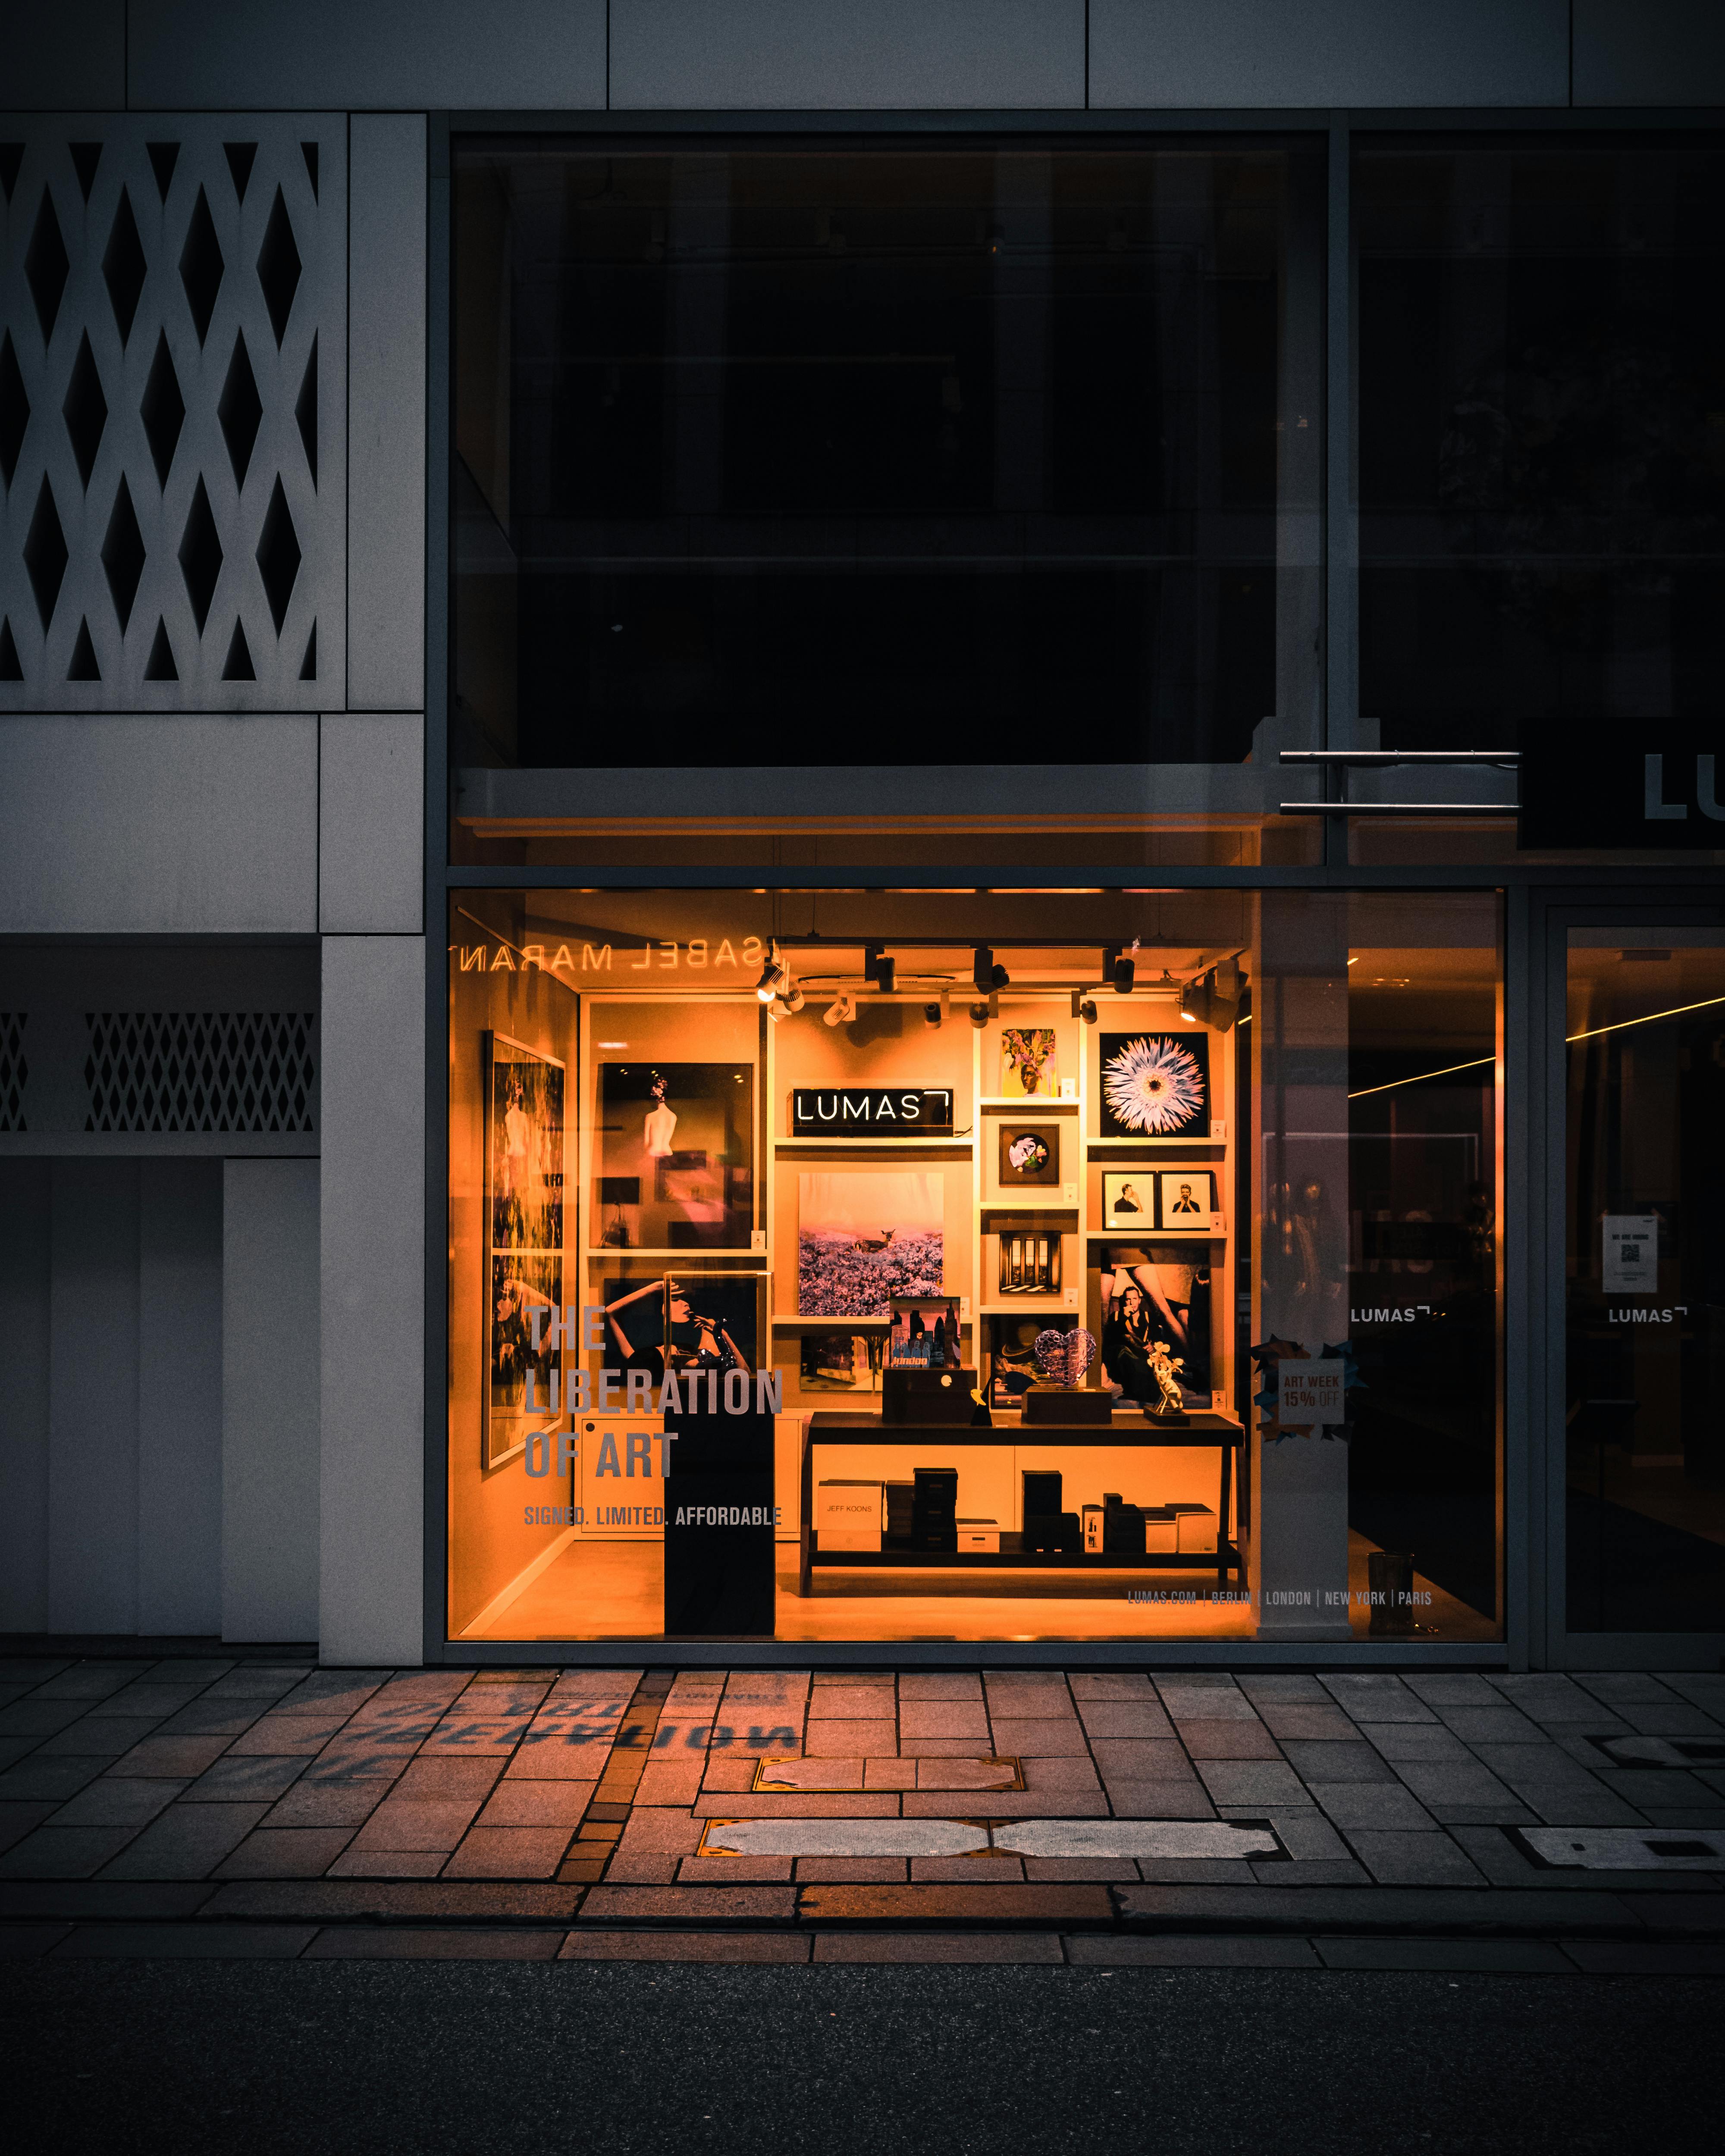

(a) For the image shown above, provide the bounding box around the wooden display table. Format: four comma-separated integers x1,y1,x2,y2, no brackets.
796,1409,1242,1596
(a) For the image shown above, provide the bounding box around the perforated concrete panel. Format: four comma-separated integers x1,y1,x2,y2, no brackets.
0,117,345,708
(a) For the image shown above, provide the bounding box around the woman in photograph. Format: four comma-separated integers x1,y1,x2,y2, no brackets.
603,1277,752,1381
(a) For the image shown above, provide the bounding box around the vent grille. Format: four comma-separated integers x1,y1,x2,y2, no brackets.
84,1011,316,1132
0,1012,25,1129
0,121,345,708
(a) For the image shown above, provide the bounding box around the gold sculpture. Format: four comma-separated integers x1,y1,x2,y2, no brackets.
1148,1337,1186,1417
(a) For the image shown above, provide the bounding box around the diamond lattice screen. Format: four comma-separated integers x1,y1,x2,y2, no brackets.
0,1012,25,1130
84,1011,317,1132
0,119,345,708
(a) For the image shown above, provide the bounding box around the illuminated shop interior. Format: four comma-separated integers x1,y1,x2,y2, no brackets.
447,888,1504,1645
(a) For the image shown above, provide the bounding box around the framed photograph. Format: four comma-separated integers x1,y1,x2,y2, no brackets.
1098,1250,1213,1401
799,1332,883,1393
598,1272,762,1382
487,1251,562,1468
484,1035,566,1469
487,1034,565,1252
1000,1027,1059,1099
797,1171,944,1317
998,1121,1060,1187
995,1230,1061,1297
598,1060,756,1249
1101,1172,1154,1229
1098,1031,1210,1139
1157,1169,1217,1227
888,1295,964,1369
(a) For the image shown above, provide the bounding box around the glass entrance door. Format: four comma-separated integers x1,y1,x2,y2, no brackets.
1564,928,1725,1644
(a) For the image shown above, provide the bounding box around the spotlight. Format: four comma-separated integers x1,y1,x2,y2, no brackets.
1070,990,1097,1026
755,951,788,1003
1103,942,1137,996
973,945,1009,995
823,993,856,1029
863,946,896,995
923,992,947,1029
969,1001,989,1028
1179,977,1206,1025
777,984,806,1017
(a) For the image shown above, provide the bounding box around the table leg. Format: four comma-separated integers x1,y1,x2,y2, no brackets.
1217,1438,1233,1588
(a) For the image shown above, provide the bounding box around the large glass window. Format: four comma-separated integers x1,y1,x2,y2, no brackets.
1356,135,1725,749
445,887,1502,1645
452,141,1323,797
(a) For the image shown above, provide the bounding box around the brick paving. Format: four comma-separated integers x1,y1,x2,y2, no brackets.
2,1656,1723,1968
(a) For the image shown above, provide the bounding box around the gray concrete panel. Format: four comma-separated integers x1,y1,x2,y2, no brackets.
0,1162,52,1632
0,717,317,934
4,0,125,109
348,117,427,714
1574,1,1725,103
319,715,425,935
138,1161,223,1637
1090,0,1569,108
125,0,606,110
610,0,1085,109
223,1159,320,1643
319,937,424,1667
47,1161,140,1634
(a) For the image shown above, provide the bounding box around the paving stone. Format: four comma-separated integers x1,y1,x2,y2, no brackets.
1068,1934,1320,1968
1083,1739,1189,1782
270,1675,389,1713
154,1703,272,1737
1433,1705,1547,1744
1448,1825,1712,1893
1068,1675,1155,1700
349,1798,484,1852
1311,1783,1439,1832
1575,1673,1680,1707
1342,1830,1488,1885
1589,1765,1713,1808
422,1717,535,1754
0,1923,73,1957
225,1713,358,1758
798,1882,1111,1924
1563,1939,1725,1974
1117,1882,1640,1931
805,1720,896,1756
0,1757,128,1802
999,1820,1277,1862
580,1884,798,1921
560,1930,809,1962
1318,1677,1435,1724
1404,1674,1502,1708
45,1778,187,1829
1156,1686,1258,1723
1251,1705,1358,1740
1236,1677,1328,1704
1075,1703,1175,1740
262,1781,394,1830
794,1858,908,1882
900,1737,1010,1758
1364,1725,1471,1762
179,1755,310,1803
911,1857,1027,1880
326,1851,447,1878
210,1878,583,1921
1617,1891,1725,1931
1659,1675,1725,1715
1487,1675,1621,1724
1173,1720,1281,1760
681,1854,796,1882
703,1756,770,1792
0,1803,57,1855
868,1758,922,1789
1639,1807,1725,1829
1196,1761,1309,1807
1316,1936,1572,1971
444,1827,575,1879
216,1829,356,1878
986,1720,1091,1758
104,1682,206,1715
1251,1858,1367,1884
0,1701,103,1738
109,1736,236,1778
1026,1858,1140,1881
702,1819,985,1859
0,1661,72,1684
693,1792,900,1818
898,1703,988,1740
1020,1755,1104,1794
392,1756,505,1802
1468,1749,1644,1826
815,1931,1063,1963
0,1880,216,1921
1617,1703,1725,1739
100,1802,270,1880
475,1781,594,1829
0,1827,142,1878
898,1674,985,1701
1219,1806,1349,1861
901,1790,1107,1819
1279,1740,1395,1785
807,1687,898,1720
0,1740,42,1769
305,1925,562,1959
1102,1781,1216,1819
33,1667,143,1702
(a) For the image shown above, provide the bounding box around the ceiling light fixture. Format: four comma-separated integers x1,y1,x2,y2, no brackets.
823,993,856,1029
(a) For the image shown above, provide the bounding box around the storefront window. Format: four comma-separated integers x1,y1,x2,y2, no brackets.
1566,931,1725,1632
445,888,1503,1645
451,140,1324,862
1356,135,1725,750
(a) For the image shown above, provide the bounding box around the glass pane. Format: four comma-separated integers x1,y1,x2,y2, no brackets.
452,143,1323,806
1566,932,1725,1631
445,886,1503,1646
1356,136,1725,750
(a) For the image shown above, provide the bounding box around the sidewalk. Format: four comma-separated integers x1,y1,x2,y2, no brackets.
3,1658,1722,1970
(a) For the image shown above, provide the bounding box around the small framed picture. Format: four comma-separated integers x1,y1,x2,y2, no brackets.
1157,1170,1217,1228
1101,1172,1154,1229
999,1122,1060,1187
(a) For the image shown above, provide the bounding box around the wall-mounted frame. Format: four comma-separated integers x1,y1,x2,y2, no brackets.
483,1031,566,1470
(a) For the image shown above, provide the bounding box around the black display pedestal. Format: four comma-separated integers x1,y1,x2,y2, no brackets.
662,1404,776,1637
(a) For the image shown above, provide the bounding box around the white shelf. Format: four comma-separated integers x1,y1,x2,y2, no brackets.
770,1314,897,1329
774,1136,972,1150
979,1200,1077,1213
979,1301,1076,1317
1088,1137,1228,1150
979,1096,1078,1111
1089,1229,1226,1241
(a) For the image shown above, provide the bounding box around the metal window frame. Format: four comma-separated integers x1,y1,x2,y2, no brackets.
422,104,1725,1672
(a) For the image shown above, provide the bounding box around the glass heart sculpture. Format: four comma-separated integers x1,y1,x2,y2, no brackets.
1034,1326,1097,1388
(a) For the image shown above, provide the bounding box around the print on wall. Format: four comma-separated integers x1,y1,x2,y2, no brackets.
1098,1032,1209,1138
483,1034,566,1468
1101,1172,1153,1228
797,1171,944,1317
1000,1028,1059,1099
1158,1169,1217,1227
998,1121,1060,1187
598,1060,755,1249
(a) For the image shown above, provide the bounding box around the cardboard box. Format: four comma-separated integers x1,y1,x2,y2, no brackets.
1142,1506,1179,1554
1170,1503,1218,1554
816,1479,883,1552
1082,1504,1104,1554
957,1519,1000,1553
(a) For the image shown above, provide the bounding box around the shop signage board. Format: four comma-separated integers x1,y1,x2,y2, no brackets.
790,1087,955,1135
1277,1359,1345,1426
1602,1215,1659,1294
1519,725,1725,847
